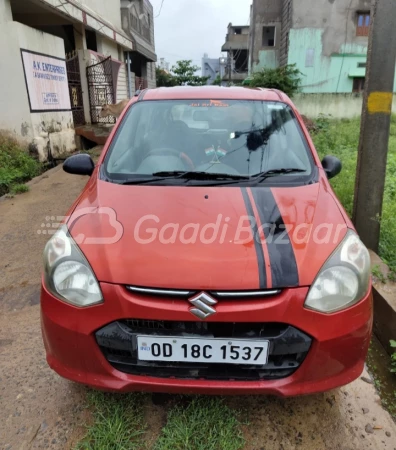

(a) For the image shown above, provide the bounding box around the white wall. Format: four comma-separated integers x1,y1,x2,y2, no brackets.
116,64,129,102
97,35,119,59
0,22,32,142
147,62,156,89
293,93,396,119
0,0,12,22
74,0,122,29
0,21,75,160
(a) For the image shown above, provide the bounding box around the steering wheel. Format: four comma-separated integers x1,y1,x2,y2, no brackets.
145,148,194,170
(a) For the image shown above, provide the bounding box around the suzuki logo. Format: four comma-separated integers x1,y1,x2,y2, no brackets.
189,292,217,320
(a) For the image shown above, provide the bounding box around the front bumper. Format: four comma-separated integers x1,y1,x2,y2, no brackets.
40,282,373,396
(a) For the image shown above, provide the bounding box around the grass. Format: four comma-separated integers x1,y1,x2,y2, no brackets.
371,264,387,284
311,115,396,271
154,397,245,450
0,132,42,196
75,391,147,450
75,394,245,450
10,183,30,195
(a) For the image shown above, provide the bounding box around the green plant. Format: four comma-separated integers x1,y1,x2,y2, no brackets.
212,74,222,86
75,391,146,450
372,265,387,283
156,67,177,87
154,397,245,450
171,60,210,86
314,114,332,132
0,132,42,196
10,183,29,195
391,340,396,373
248,64,302,97
156,61,210,87
387,271,396,282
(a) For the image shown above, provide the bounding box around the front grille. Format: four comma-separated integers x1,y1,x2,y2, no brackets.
125,286,281,300
96,320,312,381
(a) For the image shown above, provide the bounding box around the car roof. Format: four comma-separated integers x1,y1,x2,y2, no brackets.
142,86,291,104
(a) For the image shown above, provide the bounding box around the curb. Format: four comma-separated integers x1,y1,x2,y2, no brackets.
369,250,396,357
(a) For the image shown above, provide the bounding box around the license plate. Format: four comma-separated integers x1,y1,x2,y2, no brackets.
137,336,269,365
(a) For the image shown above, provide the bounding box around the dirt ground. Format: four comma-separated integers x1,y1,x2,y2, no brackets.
0,165,88,450
1,160,396,450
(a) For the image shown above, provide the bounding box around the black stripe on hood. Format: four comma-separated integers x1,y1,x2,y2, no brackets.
251,188,299,288
240,188,267,289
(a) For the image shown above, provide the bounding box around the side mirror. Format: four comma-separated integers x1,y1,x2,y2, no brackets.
322,155,342,179
63,154,95,176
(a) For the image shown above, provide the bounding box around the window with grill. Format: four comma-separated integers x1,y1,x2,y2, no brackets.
263,26,276,47
357,12,370,36
353,77,365,93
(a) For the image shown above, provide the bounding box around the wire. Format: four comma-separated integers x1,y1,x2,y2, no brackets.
155,0,165,18
336,0,354,93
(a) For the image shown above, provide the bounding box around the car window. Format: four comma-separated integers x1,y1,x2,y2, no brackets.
104,99,314,184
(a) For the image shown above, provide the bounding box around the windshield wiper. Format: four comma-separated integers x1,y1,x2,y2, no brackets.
119,176,172,185
117,169,305,186
152,171,250,181
251,168,306,182
118,171,250,185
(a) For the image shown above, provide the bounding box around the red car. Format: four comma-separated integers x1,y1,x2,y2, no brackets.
41,87,372,396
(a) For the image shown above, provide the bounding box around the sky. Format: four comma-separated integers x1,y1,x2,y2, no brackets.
150,0,252,73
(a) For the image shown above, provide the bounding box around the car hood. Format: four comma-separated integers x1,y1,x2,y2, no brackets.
68,176,348,290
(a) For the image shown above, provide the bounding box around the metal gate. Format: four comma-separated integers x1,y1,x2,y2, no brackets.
135,76,148,91
66,52,85,126
86,57,116,124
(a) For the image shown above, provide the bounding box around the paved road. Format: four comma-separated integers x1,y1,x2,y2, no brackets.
0,161,395,450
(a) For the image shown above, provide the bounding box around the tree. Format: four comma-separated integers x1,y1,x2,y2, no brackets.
212,74,222,86
170,60,210,86
249,64,302,97
156,67,177,87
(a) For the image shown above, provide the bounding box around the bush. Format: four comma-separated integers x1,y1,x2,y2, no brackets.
249,64,302,97
212,74,222,86
0,133,42,196
156,60,210,87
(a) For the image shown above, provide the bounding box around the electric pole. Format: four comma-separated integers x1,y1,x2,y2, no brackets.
352,0,396,252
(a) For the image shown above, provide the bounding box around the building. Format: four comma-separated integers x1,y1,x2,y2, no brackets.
121,0,157,91
221,23,249,84
248,0,396,93
0,0,156,161
201,53,226,85
159,57,170,72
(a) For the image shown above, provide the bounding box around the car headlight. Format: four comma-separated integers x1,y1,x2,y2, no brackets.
43,225,103,307
305,230,370,313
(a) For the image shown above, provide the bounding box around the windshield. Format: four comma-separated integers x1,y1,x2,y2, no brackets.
104,99,314,185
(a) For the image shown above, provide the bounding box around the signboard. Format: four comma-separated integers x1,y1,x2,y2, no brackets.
21,49,71,112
